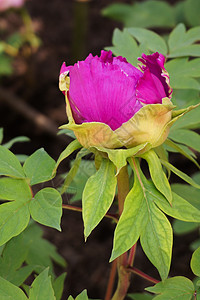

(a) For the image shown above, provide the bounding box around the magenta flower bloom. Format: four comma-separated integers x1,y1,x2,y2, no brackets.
60,51,174,149
0,0,25,11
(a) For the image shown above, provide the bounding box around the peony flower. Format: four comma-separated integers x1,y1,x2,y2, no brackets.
59,50,174,150
0,0,25,12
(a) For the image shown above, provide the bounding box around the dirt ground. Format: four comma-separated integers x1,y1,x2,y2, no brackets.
0,0,199,299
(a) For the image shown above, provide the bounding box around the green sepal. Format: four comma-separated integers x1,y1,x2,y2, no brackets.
146,276,195,299
52,139,82,176
83,158,117,239
140,150,172,204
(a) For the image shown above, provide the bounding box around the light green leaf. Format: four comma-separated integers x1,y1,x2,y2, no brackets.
96,143,148,175
29,268,56,300
53,139,82,176
140,202,172,281
30,188,62,231
23,148,56,185
184,0,200,27
191,247,200,277
105,28,140,66
165,58,200,90
0,201,30,246
168,23,200,57
52,273,66,300
83,158,117,239
61,148,91,195
146,276,194,299
3,136,30,149
128,27,168,55
76,290,88,300
0,178,31,202
141,150,172,204
0,276,27,300
160,159,200,189
0,146,25,178
110,173,148,261
169,129,200,153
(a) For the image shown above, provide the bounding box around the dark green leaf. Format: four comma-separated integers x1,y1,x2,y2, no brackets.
0,276,27,300
53,273,67,300
30,188,62,231
146,276,194,299
172,183,200,210
29,268,56,300
101,3,132,23
3,136,30,149
171,105,200,130
128,293,154,300
83,158,117,239
23,148,56,185
173,219,199,235
191,247,200,277
169,129,200,153
0,146,25,178
184,0,200,27
0,54,13,76
0,128,3,144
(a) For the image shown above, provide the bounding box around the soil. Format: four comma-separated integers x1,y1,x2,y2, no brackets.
0,0,199,299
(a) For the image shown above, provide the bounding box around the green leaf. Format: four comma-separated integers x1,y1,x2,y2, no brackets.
160,159,200,189
102,3,132,23
0,178,31,202
141,150,172,204
23,148,56,185
146,276,194,299
29,268,56,300
184,0,200,27
52,273,66,300
61,148,91,195
128,27,168,56
191,247,200,277
171,105,200,130
0,276,27,300
0,128,3,144
3,136,30,149
172,183,200,210
0,146,25,178
96,143,148,175
30,188,62,231
168,23,200,57
173,219,199,235
0,201,30,246
105,28,140,66
128,293,154,300
53,139,82,176
76,290,88,300
140,202,172,281
169,129,200,153
110,172,148,261
83,158,117,239
0,54,13,76
165,58,200,90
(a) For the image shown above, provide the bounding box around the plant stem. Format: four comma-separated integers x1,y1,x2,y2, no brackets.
62,204,118,223
111,166,131,300
128,243,137,267
127,267,160,284
104,259,117,300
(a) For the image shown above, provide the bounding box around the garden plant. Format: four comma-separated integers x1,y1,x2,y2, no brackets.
0,0,200,300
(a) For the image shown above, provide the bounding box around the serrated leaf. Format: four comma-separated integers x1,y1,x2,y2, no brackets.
0,146,25,178
29,268,56,300
110,171,148,262
191,247,200,277
169,129,200,153
165,58,200,90
128,27,167,56
0,178,32,202
160,159,200,189
0,276,27,300
184,0,200,27
168,23,200,57
140,202,172,280
52,273,66,300
23,148,56,185
141,150,172,204
53,139,82,176
30,188,62,231
146,276,194,299
83,158,117,239
0,201,30,246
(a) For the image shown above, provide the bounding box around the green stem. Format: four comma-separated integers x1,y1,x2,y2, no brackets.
111,166,131,300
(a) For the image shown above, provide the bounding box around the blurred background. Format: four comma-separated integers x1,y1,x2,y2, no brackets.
0,0,200,299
